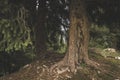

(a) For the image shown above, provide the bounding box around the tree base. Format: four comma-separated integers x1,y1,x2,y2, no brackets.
49,57,100,77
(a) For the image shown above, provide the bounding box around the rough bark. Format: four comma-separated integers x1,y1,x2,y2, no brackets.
50,0,99,74
64,0,90,72
35,0,47,57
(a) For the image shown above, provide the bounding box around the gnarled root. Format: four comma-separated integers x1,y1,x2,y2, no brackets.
84,59,100,69
49,59,74,80
49,60,69,75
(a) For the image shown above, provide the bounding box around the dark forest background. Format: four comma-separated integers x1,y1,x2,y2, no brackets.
0,0,120,78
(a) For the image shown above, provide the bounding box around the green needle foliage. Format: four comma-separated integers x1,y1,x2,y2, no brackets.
0,0,33,53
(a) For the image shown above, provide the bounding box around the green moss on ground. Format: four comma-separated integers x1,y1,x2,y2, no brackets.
69,48,120,80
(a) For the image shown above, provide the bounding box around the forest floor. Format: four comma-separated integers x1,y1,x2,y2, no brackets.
0,48,120,80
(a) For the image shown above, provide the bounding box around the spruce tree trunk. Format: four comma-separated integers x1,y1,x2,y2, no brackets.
51,0,98,73
35,0,47,57
65,0,90,72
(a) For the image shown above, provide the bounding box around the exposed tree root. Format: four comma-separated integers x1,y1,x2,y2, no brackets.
50,60,69,75
84,59,100,69
83,59,111,75
49,58,73,80
49,57,101,77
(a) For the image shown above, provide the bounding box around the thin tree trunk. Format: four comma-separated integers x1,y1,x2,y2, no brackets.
35,0,47,57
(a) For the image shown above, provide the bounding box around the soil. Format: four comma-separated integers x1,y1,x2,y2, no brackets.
0,49,120,80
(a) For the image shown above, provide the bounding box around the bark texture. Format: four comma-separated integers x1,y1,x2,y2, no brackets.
65,0,90,72
50,0,99,74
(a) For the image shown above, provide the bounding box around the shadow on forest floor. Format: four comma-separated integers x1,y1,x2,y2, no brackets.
0,48,120,80
70,48,120,80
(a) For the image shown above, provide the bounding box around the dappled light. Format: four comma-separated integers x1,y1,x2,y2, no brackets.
0,0,120,80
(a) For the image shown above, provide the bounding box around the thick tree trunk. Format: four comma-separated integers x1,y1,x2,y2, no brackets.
50,0,99,73
35,0,47,57
64,0,90,72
